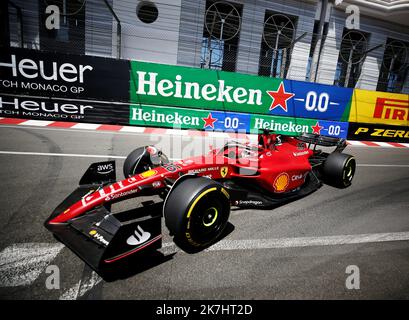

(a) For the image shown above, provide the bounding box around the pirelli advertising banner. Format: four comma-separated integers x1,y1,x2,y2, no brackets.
347,122,409,143
347,89,409,143
129,61,353,121
348,89,409,126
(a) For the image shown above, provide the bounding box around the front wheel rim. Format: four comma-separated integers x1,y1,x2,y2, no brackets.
188,194,228,244
202,207,219,227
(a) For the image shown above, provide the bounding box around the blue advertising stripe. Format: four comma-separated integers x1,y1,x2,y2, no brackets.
200,109,348,139
317,120,349,139
203,111,251,132
267,80,354,121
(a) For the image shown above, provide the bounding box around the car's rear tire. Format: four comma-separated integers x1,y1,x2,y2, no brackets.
322,152,356,188
123,146,168,178
164,177,230,252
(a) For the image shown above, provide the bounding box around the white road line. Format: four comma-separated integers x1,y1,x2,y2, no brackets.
357,164,409,168
1,123,407,149
0,243,64,287
0,151,126,159
59,271,102,300
166,128,189,136
348,143,407,149
3,230,409,289
0,150,407,167
160,231,409,255
207,131,230,138
0,124,206,139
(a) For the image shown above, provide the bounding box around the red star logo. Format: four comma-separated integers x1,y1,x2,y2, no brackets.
266,82,295,112
311,122,323,135
202,113,217,129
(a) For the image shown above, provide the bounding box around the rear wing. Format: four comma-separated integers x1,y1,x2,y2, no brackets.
296,133,347,152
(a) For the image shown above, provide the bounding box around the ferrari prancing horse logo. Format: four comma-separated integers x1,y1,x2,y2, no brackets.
220,166,228,178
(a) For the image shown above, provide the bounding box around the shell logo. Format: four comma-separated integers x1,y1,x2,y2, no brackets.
139,169,157,178
273,172,289,193
89,230,97,236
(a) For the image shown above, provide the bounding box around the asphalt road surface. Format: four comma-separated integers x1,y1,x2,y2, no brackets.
0,124,408,300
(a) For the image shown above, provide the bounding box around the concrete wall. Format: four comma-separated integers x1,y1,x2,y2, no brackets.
114,0,182,64
176,0,206,67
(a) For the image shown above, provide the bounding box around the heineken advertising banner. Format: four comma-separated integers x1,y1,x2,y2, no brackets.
250,113,349,138
129,61,353,121
129,104,349,138
129,104,250,132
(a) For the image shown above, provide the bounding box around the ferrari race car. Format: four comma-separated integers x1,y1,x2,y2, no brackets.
45,130,356,275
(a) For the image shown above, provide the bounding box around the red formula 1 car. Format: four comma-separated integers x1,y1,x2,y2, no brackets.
45,130,356,275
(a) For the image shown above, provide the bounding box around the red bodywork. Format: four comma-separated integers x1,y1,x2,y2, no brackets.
50,135,313,224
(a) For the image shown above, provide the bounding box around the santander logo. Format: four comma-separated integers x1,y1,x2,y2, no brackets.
126,225,151,246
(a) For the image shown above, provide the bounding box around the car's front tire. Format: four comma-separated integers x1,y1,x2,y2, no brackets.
123,146,168,178
164,177,230,252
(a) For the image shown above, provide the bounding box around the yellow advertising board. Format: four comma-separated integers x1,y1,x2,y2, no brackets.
349,89,409,126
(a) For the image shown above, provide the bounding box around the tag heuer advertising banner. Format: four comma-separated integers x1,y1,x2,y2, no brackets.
0,95,129,124
129,61,353,121
129,104,349,138
349,89,409,126
0,47,129,102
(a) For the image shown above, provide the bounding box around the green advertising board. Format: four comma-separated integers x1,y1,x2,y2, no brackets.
129,104,349,138
129,104,209,129
129,61,280,114
249,114,313,135
129,61,353,122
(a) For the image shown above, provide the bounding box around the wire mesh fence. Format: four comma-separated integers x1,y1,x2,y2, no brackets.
4,0,409,93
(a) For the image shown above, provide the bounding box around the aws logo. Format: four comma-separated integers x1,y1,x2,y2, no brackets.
97,163,114,174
